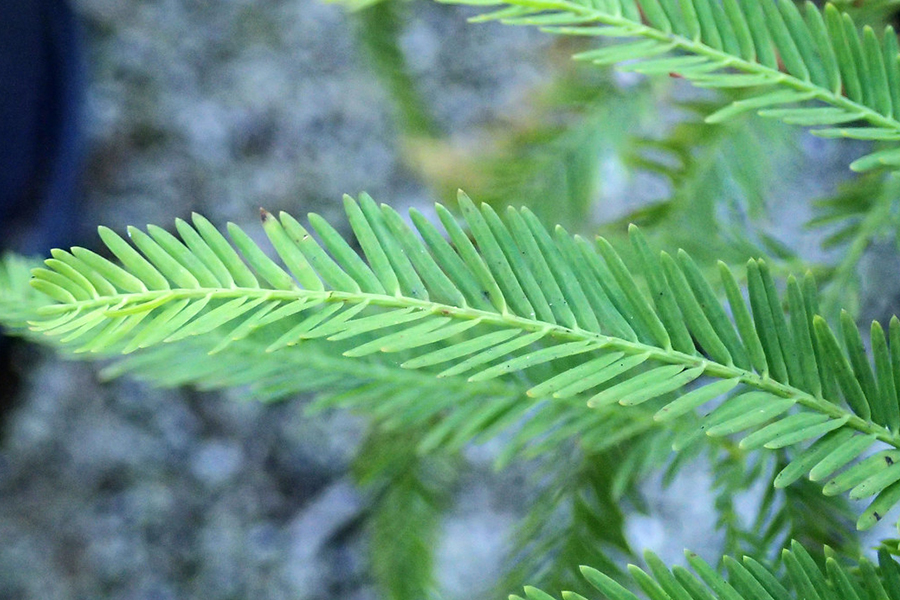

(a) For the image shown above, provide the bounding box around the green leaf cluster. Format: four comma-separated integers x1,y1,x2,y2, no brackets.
21,189,900,529
452,0,900,165
518,541,900,600
9,0,900,598
4,187,900,597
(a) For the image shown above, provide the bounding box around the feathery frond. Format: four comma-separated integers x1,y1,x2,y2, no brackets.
353,429,457,600
12,192,900,530
831,0,900,29
409,59,654,232
807,171,900,320
93,276,663,600
442,0,900,172
712,450,859,564
0,254,44,329
515,540,900,600
354,0,439,138
616,103,800,268
499,448,634,597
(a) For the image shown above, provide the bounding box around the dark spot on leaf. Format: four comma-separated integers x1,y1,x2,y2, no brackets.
875,511,883,521
887,456,895,466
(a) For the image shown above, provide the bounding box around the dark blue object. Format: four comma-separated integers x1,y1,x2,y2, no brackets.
0,0,84,255
0,0,85,416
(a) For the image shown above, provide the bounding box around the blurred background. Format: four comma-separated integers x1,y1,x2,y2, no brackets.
1,0,897,599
